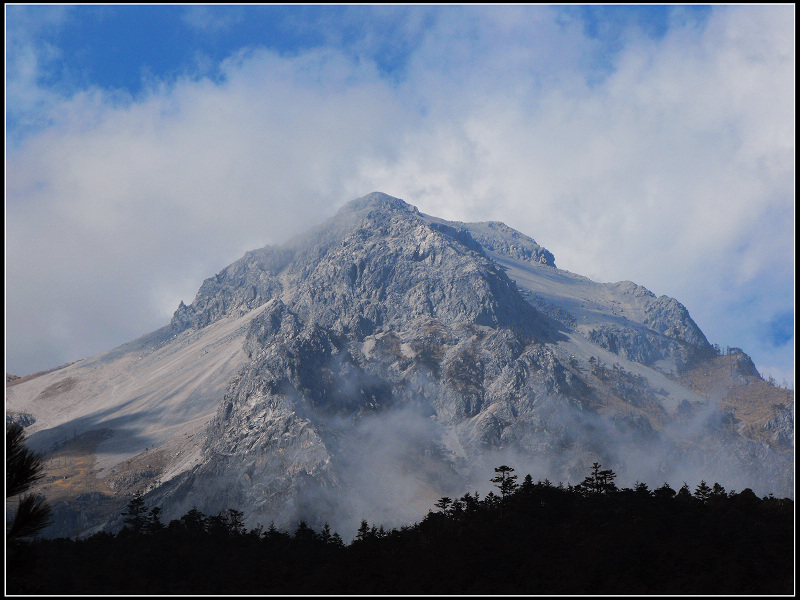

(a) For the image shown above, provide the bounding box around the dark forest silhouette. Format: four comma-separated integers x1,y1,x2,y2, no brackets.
7,461,793,594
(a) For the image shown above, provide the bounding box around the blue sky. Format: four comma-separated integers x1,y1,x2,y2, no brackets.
7,4,714,139
5,5,794,386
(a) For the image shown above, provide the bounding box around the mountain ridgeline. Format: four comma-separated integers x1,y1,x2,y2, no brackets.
6,192,793,538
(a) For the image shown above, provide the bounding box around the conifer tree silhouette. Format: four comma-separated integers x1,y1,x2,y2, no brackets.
491,465,518,500
6,423,52,539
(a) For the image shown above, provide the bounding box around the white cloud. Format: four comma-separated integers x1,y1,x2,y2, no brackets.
5,6,73,140
6,6,794,383
6,46,414,373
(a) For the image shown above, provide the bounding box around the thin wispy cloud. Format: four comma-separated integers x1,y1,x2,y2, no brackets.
182,6,246,36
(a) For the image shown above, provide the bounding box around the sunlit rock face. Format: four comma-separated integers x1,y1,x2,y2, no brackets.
7,192,792,538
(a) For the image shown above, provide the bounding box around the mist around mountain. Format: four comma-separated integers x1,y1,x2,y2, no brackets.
5,192,793,540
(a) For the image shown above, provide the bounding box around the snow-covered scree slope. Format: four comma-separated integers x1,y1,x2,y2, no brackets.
7,192,793,538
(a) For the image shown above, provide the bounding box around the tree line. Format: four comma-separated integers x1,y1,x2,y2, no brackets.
6,422,794,594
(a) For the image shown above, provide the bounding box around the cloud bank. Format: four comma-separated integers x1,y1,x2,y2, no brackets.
6,6,794,385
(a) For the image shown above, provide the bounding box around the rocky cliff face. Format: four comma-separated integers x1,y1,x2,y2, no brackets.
6,192,793,538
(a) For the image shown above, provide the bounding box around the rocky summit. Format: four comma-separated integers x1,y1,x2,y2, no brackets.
6,192,794,538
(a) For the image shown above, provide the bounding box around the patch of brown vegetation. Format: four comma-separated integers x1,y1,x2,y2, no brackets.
34,429,116,503
24,430,174,537
372,331,404,360
676,354,794,442
409,320,451,374
587,360,669,430
444,344,484,394
33,430,167,499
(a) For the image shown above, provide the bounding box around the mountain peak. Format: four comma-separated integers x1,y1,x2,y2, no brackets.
337,192,417,216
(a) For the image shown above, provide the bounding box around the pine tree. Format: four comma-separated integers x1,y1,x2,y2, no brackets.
266,520,278,538
653,482,676,499
6,423,52,540
484,491,499,508
448,498,465,519
264,519,289,543
598,468,618,493
356,519,370,542
206,511,230,537
294,520,317,543
491,465,519,501
520,474,535,494
579,462,601,495
180,507,208,534
711,482,727,499
320,522,332,544
227,508,246,535
694,480,712,502
434,497,452,512
676,482,693,501
121,491,148,535
146,506,164,534
460,492,480,514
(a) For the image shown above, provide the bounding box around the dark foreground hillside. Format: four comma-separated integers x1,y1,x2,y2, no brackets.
7,467,794,595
